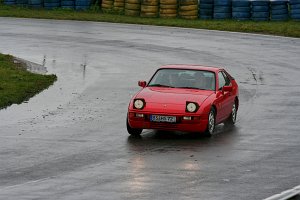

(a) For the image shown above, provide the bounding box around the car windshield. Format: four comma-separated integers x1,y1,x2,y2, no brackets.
148,69,216,91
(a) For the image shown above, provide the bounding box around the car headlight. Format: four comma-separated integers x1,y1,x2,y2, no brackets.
186,102,199,113
134,99,145,109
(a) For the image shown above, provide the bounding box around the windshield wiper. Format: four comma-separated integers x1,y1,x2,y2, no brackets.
178,87,209,90
148,84,174,88
177,86,199,89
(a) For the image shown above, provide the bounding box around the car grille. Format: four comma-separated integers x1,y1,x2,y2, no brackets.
150,122,178,130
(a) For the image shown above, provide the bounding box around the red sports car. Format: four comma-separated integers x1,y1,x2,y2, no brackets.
127,65,239,136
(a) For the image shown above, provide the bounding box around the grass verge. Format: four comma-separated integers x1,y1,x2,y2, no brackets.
0,4,300,38
0,53,57,109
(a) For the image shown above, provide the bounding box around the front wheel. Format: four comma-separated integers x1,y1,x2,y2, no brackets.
204,108,216,137
225,101,237,126
126,116,142,136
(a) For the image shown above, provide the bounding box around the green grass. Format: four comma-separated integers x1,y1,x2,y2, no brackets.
0,53,57,109
0,4,300,38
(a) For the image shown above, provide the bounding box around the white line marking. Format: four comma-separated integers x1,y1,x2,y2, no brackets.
264,185,300,200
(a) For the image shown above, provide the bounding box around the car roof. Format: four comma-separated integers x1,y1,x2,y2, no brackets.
159,64,223,73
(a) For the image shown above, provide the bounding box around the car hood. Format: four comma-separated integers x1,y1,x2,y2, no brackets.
136,87,214,105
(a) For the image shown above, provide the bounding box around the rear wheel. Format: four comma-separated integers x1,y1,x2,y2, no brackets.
204,107,216,137
126,116,143,136
225,101,237,126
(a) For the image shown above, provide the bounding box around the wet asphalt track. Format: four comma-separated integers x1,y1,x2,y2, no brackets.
0,17,300,200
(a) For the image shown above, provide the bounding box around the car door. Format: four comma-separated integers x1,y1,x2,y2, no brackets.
221,71,235,119
215,71,233,122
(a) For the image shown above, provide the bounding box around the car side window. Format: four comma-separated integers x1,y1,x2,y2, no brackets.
218,72,226,90
222,71,231,86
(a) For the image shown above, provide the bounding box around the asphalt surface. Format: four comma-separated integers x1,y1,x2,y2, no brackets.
0,17,300,200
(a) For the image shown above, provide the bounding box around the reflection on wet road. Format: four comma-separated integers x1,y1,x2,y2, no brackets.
0,17,300,200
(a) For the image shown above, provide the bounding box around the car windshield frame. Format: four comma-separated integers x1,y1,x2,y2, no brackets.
147,68,216,91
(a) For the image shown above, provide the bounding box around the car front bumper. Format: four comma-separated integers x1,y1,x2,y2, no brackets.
128,111,209,133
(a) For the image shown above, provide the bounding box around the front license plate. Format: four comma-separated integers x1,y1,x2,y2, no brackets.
150,115,176,123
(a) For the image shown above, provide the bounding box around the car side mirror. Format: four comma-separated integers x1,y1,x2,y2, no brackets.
138,81,147,88
223,86,233,92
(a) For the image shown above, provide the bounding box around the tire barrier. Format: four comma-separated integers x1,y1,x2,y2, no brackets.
199,0,213,19
125,0,140,16
102,0,114,11
251,0,270,21
75,0,91,10
140,0,159,17
290,0,300,20
178,0,198,19
61,1,74,8
270,0,288,21
44,0,60,9
159,0,177,18
214,0,231,19
232,0,250,20
4,0,16,5
159,0,178,18
60,0,75,9
61,0,74,9
16,0,28,6
28,0,43,8
113,0,125,13
4,0,300,21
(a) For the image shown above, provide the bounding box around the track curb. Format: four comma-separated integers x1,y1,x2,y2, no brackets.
264,185,300,200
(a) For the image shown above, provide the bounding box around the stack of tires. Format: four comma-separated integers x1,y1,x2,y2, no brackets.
113,0,125,13
28,0,43,8
61,0,75,9
232,0,251,20
159,0,177,18
178,0,198,19
4,0,16,5
251,0,270,21
289,0,300,20
44,0,60,9
75,0,91,10
124,0,141,16
270,0,288,21
140,0,159,17
214,0,231,19
102,0,114,11
16,0,28,6
199,0,214,19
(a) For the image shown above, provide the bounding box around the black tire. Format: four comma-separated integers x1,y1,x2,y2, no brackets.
252,5,269,12
251,12,269,18
251,1,269,7
214,0,231,6
232,12,250,19
204,107,216,137
232,1,250,7
225,101,237,126
126,116,142,136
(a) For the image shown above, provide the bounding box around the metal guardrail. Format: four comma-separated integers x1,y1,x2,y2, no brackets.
264,185,300,200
